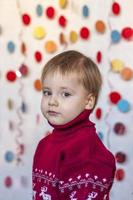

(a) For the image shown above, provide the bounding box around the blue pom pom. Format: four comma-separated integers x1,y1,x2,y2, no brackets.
82,5,89,18
5,151,14,162
111,30,121,43
7,41,15,53
117,99,130,113
98,131,104,140
36,4,43,17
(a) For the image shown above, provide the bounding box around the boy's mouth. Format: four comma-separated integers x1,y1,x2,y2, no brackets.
48,111,60,116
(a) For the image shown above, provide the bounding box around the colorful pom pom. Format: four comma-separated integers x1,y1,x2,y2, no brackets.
19,64,29,77
34,79,42,91
82,5,89,18
117,99,130,113
95,107,102,119
111,30,121,43
22,14,31,25
115,168,125,181
120,67,133,81
80,27,90,39
109,91,121,104
58,15,67,27
6,70,17,82
36,4,43,17
95,20,106,34
46,6,55,19
34,51,42,62
115,152,127,163
45,40,57,53
113,122,126,135
96,51,102,63
4,176,13,188
121,27,133,40
112,2,121,15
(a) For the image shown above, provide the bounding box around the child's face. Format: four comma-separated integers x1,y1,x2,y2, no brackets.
41,72,93,125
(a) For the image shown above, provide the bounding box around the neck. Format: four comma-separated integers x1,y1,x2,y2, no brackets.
48,109,94,137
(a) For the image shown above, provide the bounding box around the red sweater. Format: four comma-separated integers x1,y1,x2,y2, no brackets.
32,109,116,200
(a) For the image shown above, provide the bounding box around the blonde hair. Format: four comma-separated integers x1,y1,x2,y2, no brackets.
41,50,102,108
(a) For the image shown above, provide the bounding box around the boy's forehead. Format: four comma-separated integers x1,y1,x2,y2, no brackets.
43,71,79,83
42,71,83,89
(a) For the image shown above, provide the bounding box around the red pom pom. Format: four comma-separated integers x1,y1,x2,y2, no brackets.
112,2,121,15
4,176,13,188
46,6,55,19
80,27,90,39
19,64,29,77
6,70,17,82
96,51,102,63
34,51,42,62
115,168,125,181
113,122,126,135
95,108,102,119
121,27,133,40
109,91,121,104
22,14,31,25
115,152,126,163
58,16,67,27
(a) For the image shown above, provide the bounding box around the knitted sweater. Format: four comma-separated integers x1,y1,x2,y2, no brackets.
32,109,116,200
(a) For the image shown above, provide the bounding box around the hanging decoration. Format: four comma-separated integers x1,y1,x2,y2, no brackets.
96,51,102,63
111,30,121,43
95,20,106,34
45,40,57,53
19,64,29,77
7,99,14,110
33,26,46,39
80,27,90,39
36,4,43,17
46,6,55,19
5,151,15,163
115,168,125,181
69,30,78,43
95,107,102,120
121,27,133,40
34,51,42,62
112,2,121,15
113,122,126,135
58,15,67,27
7,41,16,53
4,176,13,188
120,67,133,80
22,13,31,25
6,70,17,82
82,5,89,18
34,79,42,91
115,152,127,164
59,0,68,9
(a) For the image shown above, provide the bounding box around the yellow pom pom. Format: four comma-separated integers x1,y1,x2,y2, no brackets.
69,31,78,43
111,59,124,72
33,26,46,39
59,0,68,9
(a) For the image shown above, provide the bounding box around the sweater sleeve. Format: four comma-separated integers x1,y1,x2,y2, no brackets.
58,128,116,200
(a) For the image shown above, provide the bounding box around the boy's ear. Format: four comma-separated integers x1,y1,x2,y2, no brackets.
85,93,95,109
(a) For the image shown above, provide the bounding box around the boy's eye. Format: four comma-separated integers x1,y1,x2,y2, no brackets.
62,92,71,97
43,90,52,96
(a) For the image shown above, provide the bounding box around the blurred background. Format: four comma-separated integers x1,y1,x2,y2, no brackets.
0,0,133,199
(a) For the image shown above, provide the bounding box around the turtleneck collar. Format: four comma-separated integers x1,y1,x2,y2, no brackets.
48,109,94,139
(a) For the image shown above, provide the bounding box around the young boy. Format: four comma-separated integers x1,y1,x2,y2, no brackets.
32,50,116,200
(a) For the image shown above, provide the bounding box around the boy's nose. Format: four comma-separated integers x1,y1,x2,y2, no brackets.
48,96,59,106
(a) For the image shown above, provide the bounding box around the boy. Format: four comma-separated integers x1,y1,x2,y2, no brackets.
32,50,116,200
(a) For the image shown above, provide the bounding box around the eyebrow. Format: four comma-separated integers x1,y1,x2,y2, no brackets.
42,86,75,92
